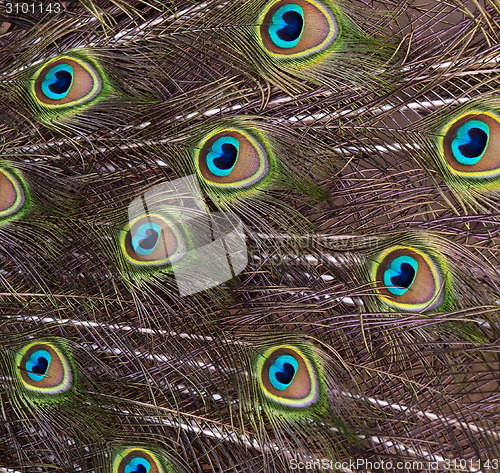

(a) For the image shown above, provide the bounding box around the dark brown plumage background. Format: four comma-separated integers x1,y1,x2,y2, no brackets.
0,1,499,472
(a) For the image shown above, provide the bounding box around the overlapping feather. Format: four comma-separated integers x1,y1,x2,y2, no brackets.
0,1,499,472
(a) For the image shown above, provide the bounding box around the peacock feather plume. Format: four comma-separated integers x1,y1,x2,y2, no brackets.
0,0,499,472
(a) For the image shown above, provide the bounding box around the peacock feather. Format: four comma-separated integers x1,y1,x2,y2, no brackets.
0,1,499,472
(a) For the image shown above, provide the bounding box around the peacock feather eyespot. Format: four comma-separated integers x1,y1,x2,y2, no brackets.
15,340,73,395
113,447,174,473
441,111,500,181
119,214,186,267
30,53,104,110
0,166,29,225
195,128,273,191
257,345,320,409
371,246,447,312
258,0,340,59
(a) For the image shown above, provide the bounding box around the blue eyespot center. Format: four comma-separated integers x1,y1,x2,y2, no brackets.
269,354,299,390
277,10,303,42
49,71,72,94
215,144,238,170
124,457,151,473
269,4,304,48
41,64,74,100
25,349,52,382
383,256,418,296
131,222,162,256
206,136,239,176
451,120,489,165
